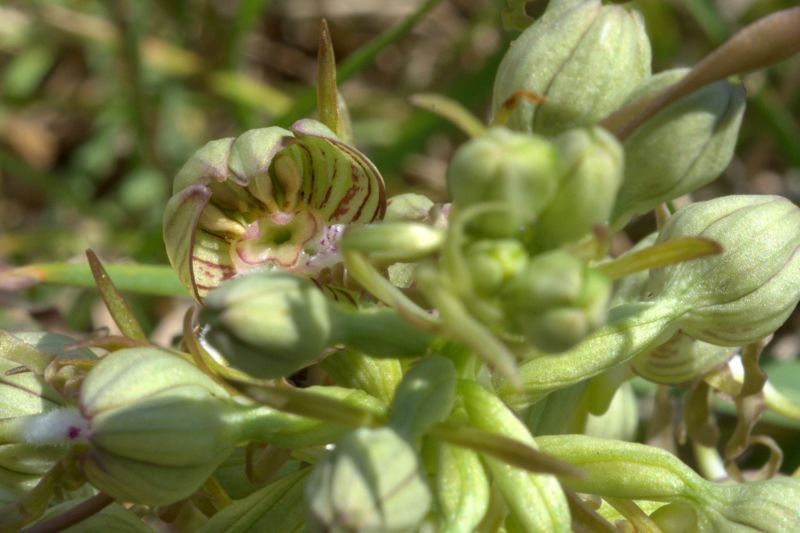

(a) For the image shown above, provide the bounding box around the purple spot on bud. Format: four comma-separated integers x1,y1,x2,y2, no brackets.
68,426,81,439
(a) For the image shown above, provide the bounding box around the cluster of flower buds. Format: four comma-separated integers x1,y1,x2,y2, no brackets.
16,1,800,531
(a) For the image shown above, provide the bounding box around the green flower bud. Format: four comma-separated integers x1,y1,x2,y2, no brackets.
77,347,247,505
464,239,529,295
200,271,334,379
645,195,800,346
447,127,559,237
492,0,651,135
0,332,94,503
200,272,434,379
502,251,611,352
341,222,444,262
631,331,736,385
533,126,624,250
306,427,431,532
163,119,386,300
612,69,746,223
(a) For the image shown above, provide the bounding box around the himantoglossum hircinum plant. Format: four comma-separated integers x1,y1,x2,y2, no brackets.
10,3,800,532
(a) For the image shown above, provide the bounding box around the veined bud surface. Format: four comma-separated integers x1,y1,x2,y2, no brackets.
502,251,611,352
163,119,386,300
77,347,246,505
612,69,746,223
646,195,800,346
492,0,651,135
534,126,623,250
306,427,431,532
447,127,559,237
200,271,334,379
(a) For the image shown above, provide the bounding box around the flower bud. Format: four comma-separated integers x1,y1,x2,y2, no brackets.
77,347,247,505
446,127,559,237
533,126,624,250
492,0,651,135
0,332,93,503
306,427,431,532
163,119,386,300
464,239,529,295
502,251,611,352
612,68,746,223
341,222,444,262
200,272,434,379
645,195,800,346
200,271,335,379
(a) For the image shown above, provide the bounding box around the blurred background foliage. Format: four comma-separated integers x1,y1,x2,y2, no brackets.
1,0,799,468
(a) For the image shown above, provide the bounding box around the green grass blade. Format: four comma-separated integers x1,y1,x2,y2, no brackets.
1,261,189,297
86,250,148,343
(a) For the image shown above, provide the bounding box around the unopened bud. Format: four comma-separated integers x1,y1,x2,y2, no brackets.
447,127,558,237
534,126,624,250
646,195,800,346
78,347,247,505
492,0,651,135
502,251,611,352
200,272,334,379
612,68,745,223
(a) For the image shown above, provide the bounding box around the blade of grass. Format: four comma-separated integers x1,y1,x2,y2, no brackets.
85,250,148,343
0,262,188,297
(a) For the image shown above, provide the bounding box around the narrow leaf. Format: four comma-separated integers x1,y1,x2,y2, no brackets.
85,250,148,344
409,93,486,138
596,237,722,280
316,19,341,138
429,423,585,478
0,261,189,297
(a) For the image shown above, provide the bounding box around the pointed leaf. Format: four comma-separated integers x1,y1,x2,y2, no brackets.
0,262,188,297
85,250,148,344
316,19,341,139
596,237,721,280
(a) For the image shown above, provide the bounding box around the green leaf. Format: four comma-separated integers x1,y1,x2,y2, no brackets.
0,262,188,297
596,237,722,280
86,250,148,343
198,469,310,533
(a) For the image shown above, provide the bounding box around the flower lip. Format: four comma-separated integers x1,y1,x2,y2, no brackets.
163,119,386,300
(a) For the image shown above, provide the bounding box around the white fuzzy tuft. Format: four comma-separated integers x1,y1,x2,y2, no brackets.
22,407,90,446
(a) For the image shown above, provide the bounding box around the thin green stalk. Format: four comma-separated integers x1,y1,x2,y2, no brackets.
276,0,443,127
